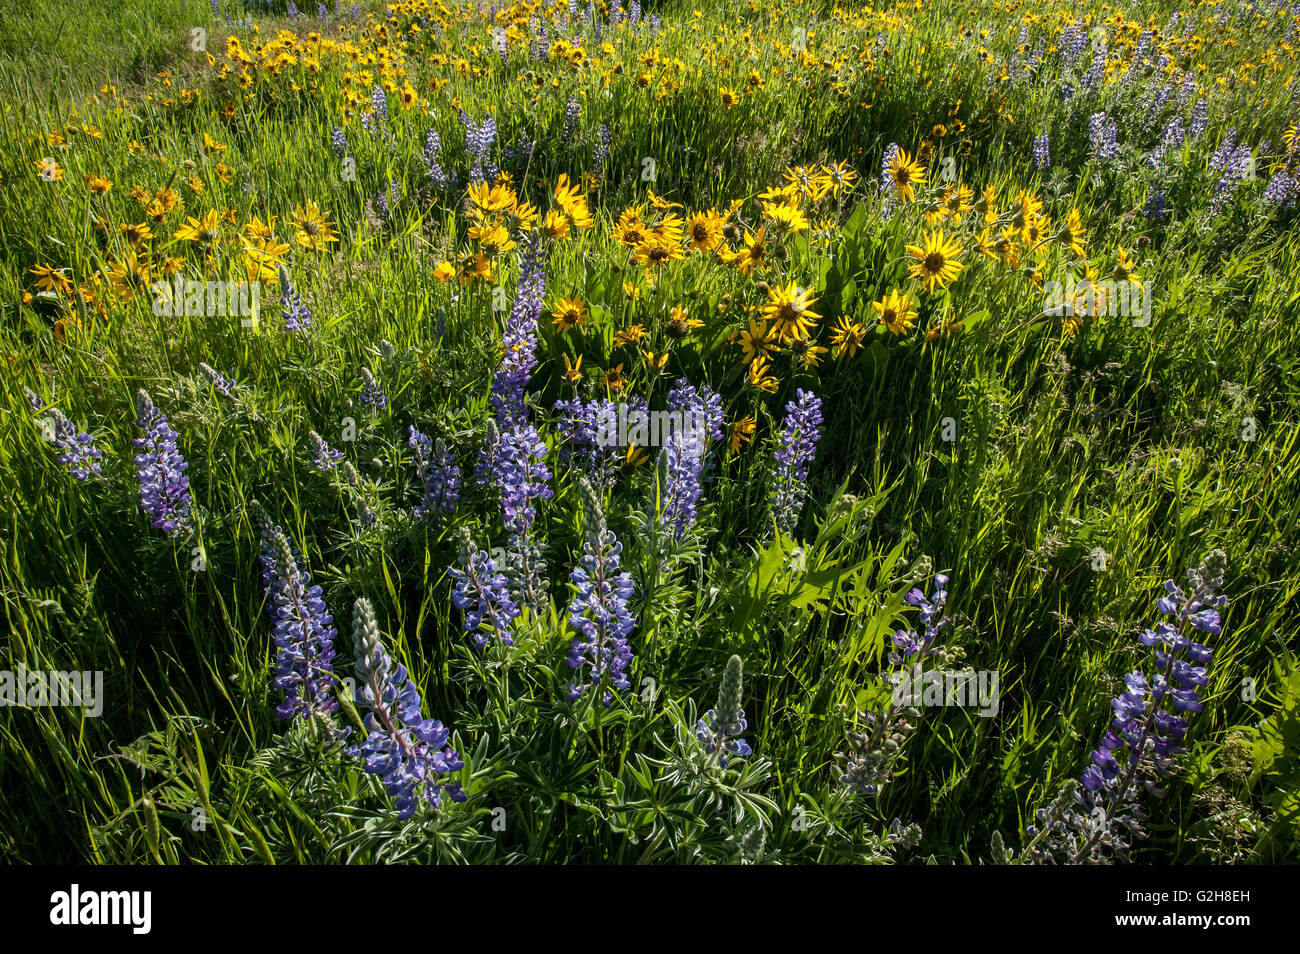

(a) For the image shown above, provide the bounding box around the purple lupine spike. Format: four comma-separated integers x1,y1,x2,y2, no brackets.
656,378,721,538
563,97,582,148
40,407,104,481
308,430,344,472
255,510,340,721
448,531,520,649
768,389,824,535
198,363,235,398
330,127,349,157
278,265,312,331
565,477,635,706
1089,112,1118,161
361,84,388,134
1080,43,1106,90
1033,133,1050,170
132,390,192,536
462,113,497,184
424,128,448,189
1263,171,1300,208
409,425,460,517
892,573,950,660
496,421,552,536
347,597,465,818
1143,187,1168,222
553,394,617,477
696,654,752,768
359,368,387,409
488,238,546,428
1027,551,1225,863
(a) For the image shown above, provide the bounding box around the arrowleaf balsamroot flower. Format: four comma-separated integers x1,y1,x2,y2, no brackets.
566,476,636,706
253,504,340,721
768,388,824,535
348,597,465,818
696,654,753,768
132,390,192,536
448,530,520,649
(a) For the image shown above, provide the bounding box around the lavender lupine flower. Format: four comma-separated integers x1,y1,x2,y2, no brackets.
317,1,327,18
308,429,344,472
1080,44,1106,90
359,368,387,409
553,394,617,476
496,422,553,536
41,407,104,481
1089,112,1119,161
768,389,824,536
659,422,705,538
348,597,465,818
278,265,311,331
1154,116,1185,165
1210,133,1253,212
1033,133,1050,171
448,531,520,649
696,655,752,768
1263,170,1300,209
132,390,192,536
841,567,950,797
879,143,901,193
1143,187,1169,222
656,379,721,537
670,378,724,450
563,97,582,149
254,511,340,721
361,84,388,134
891,573,950,661
424,128,448,189
488,239,546,428
197,363,235,398
1059,23,1087,62
461,113,497,184
287,0,299,18
408,425,460,517
330,127,349,157
1189,100,1209,138
565,477,635,706
1027,551,1225,864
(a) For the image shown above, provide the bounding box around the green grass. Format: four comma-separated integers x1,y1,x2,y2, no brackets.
0,0,1297,864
